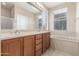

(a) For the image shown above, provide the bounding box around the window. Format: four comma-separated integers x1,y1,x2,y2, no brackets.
16,15,28,30
54,13,67,31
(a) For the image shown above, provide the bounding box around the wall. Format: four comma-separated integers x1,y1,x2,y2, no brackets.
0,3,1,55
0,2,1,16
76,3,79,33
14,5,36,31
49,2,76,33
0,40,1,56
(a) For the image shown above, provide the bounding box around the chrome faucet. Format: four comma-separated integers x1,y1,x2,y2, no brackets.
14,30,20,34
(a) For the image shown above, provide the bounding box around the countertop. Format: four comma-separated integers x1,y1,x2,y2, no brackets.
0,31,50,40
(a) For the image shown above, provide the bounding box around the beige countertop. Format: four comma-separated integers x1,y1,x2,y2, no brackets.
0,31,50,40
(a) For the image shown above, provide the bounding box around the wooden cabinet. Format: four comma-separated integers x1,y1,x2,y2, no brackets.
46,33,50,49
42,32,50,53
1,35,35,56
35,34,42,56
1,38,23,56
24,35,34,56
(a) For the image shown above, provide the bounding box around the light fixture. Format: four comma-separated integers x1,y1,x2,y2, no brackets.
36,2,46,11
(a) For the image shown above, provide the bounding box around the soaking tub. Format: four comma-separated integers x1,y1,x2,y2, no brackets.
50,34,79,56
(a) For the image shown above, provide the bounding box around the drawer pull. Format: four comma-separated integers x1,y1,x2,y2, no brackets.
36,38,42,40
36,43,42,51
36,40,42,44
36,42,41,46
36,48,42,52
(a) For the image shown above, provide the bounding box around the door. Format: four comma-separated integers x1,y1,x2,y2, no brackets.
24,35,34,56
46,33,50,49
1,38,22,56
42,32,50,53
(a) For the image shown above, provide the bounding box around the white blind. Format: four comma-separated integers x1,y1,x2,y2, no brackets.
53,8,67,14
16,15,28,30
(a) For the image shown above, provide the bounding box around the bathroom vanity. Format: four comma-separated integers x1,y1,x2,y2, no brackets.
0,31,50,56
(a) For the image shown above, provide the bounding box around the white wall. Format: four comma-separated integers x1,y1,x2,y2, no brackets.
0,2,1,55
0,2,1,31
76,3,79,33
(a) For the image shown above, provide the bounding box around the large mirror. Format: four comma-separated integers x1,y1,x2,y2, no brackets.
0,2,47,31
0,2,14,30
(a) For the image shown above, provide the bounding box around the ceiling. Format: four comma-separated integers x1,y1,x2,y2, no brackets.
1,2,40,14
42,2,64,9
14,2,41,14
1,2,64,14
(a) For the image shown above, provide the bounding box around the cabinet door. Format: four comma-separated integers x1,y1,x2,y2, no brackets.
42,32,50,53
46,33,50,49
42,33,47,53
24,36,34,56
1,38,22,56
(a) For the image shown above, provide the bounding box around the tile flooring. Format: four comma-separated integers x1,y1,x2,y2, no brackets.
42,48,71,56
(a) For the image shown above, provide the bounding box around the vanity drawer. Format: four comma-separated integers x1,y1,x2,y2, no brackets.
36,49,42,56
36,34,42,40
36,43,42,51
36,38,42,45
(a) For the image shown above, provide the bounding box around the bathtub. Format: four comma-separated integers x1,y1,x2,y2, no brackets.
50,34,79,56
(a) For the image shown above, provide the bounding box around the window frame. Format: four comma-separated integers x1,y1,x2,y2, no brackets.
54,12,67,32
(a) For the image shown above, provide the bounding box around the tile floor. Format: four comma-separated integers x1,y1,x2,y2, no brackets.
42,48,71,56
